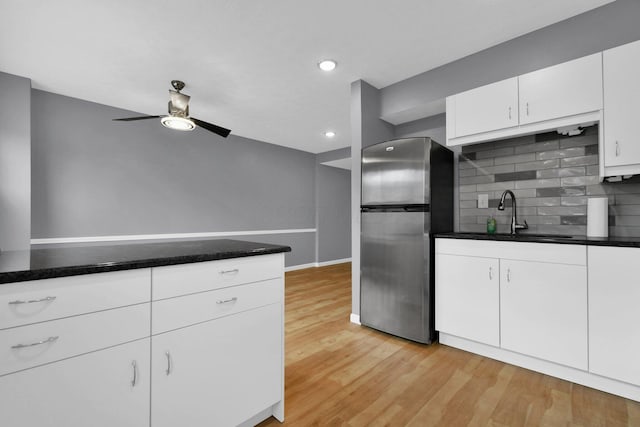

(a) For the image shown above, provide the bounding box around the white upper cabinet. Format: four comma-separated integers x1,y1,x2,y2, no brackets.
603,39,640,172
519,53,603,125
451,77,519,138
446,53,603,147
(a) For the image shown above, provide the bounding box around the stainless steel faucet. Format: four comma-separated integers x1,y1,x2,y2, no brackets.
498,190,528,234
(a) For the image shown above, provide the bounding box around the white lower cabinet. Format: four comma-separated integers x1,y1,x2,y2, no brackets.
0,338,150,427
435,239,588,370
152,303,282,427
435,238,640,401
588,246,640,386
500,259,587,370
435,254,499,346
0,253,286,426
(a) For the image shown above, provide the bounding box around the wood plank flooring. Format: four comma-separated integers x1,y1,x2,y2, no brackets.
258,263,640,426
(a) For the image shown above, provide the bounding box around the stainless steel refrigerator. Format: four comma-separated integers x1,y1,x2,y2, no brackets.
360,137,453,344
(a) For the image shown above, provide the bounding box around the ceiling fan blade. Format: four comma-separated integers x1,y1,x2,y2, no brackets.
113,115,162,121
191,118,231,138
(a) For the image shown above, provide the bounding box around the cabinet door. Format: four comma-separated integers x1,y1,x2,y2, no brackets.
603,40,640,168
589,246,640,386
435,254,499,346
453,77,518,137
0,338,150,427
519,53,602,125
500,260,587,369
152,303,282,427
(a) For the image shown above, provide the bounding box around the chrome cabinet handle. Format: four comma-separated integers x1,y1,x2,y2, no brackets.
216,297,238,305
8,296,56,305
165,351,172,376
11,336,59,349
131,360,138,387
616,141,620,156
489,266,493,280
219,268,239,275
526,102,530,116
508,106,512,120
507,268,511,283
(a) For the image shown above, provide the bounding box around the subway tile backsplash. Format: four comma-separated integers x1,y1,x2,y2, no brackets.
457,125,640,237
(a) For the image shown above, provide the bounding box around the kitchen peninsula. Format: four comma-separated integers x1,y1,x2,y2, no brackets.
0,239,290,427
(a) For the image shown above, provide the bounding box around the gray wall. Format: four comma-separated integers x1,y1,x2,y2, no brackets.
316,163,351,263
31,90,325,267
380,0,640,125
350,80,395,317
0,72,31,250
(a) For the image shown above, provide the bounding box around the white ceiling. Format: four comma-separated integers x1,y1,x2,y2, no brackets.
0,0,613,154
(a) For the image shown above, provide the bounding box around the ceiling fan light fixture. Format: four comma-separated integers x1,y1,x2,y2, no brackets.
318,59,337,71
161,116,196,131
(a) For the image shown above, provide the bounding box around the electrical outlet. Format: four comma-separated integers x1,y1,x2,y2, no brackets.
478,193,489,209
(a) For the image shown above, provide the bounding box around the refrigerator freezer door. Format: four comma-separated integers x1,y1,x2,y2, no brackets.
360,210,432,343
361,138,428,206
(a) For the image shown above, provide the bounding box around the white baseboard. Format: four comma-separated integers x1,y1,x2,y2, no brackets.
439,333,640,402
285,262,316,272
316,257,352,267
350,314,361,325
285,258,352,272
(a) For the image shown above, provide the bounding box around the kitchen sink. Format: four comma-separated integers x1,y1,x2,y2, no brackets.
511,233,575,239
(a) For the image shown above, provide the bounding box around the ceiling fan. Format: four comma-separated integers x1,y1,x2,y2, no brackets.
113,80,231,138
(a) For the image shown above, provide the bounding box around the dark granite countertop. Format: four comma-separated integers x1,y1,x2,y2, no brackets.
434,232,640,247
0,239,291,284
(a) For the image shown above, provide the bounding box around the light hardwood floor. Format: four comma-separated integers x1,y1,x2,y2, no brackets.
258,262,640,426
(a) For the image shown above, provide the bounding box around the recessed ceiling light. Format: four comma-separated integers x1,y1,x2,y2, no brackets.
161,116,196,131
318,59,337,72
324,131,336,138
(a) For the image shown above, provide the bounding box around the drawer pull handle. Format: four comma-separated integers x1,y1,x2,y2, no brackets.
507,268,512,283
489,267,493,280
131,360,138,387
9,296,57,305
11,336,59,349
165,351,172,376
219,269,239,275
216,297,238,305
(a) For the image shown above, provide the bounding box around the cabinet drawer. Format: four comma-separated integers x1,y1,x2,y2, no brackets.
152,279,282,334
0,303,150,376
152,254,282,300
0,269,151,330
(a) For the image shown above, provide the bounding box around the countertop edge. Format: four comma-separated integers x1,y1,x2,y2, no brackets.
0,245,291,285
434,232,640,248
